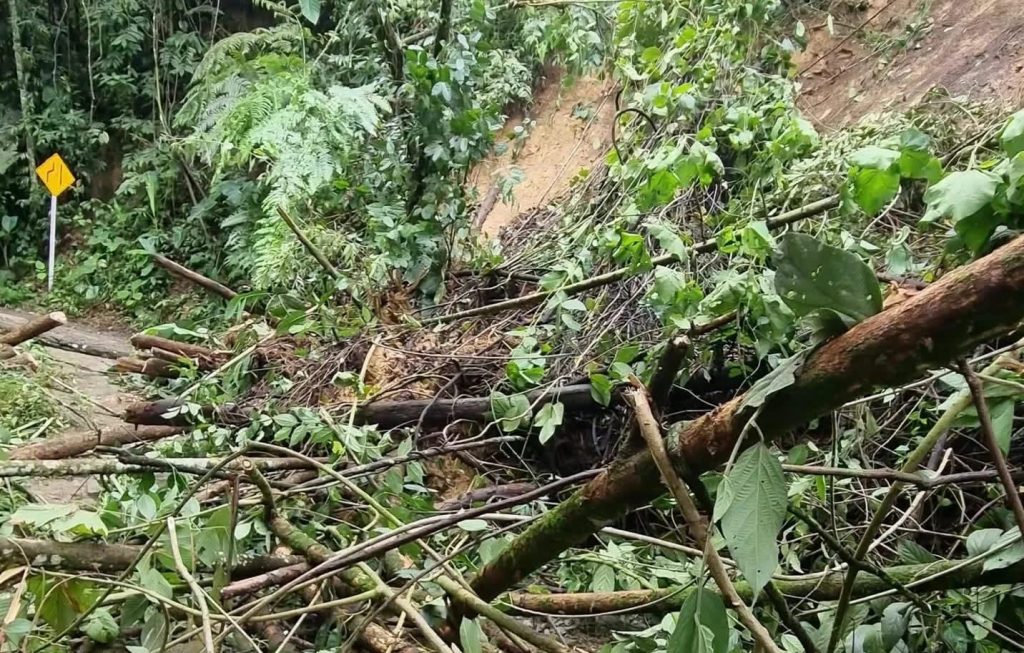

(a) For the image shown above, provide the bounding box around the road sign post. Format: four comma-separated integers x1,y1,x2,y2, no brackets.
34,153,75,292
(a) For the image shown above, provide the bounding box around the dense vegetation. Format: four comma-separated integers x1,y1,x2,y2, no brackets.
3,1,1024,653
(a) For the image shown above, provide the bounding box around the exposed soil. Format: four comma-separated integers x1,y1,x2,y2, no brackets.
470,69,617,236
796,0,1024,128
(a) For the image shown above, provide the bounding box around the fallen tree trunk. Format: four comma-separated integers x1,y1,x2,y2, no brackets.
0,310,131,359
0,311,66,345
152,253,237,300
506,558,1024,614
470,234,1024,602
123,383,610,428
8,425,182,460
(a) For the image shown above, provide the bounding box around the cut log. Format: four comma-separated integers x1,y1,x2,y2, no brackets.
469,234,1024,603
122,383,610,428
130,333,224,368
0,310,130,359
152,253,237,300
0,456,314,478
114,356,180,379
0,311,66,346
8,424,182,460
472,184,501,231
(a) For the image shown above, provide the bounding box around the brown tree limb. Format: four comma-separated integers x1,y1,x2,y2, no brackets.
503,557,1024,614
627,388,782,653
0,311,66,345
152,253,237,300
8,424,181,460
959,359,1024,540
114,356,179,379
130,333,225,369
469,234,1024,604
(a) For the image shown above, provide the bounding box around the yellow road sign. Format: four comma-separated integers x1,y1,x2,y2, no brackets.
36,153,75,197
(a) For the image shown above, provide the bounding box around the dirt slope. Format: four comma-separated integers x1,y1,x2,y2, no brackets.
797,0,1024,127
470,70,617,236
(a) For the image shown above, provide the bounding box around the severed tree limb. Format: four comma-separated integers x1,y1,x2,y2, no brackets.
0,311,66,345
0,536,301,576
152,253,237,300
130,333,226,369
8,424,181,460
0,310,129,359
503,557,1024,614
167,517,217,653
627,388,782,653
424,195,840,325
618,336,691,456
960,359,1024,540
114,356,179,379
0,456,313,478
470,234,1024,605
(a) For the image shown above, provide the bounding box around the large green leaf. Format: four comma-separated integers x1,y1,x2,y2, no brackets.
713,443,788,596
460,617,485,653
849,168,901,215
848,146,900,170
26,575,100,632
667,588,729,653
774,233,883,324
922,170,1001,224
1000,109,1024,157
299,0,321,24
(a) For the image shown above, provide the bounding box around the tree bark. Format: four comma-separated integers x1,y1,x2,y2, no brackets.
152,253,237,300
130,333,225,369
469,234,1024,602
505,558,1024,614
8,424,181,460
0,536,300,575
0,311,66,346
114,356,180,378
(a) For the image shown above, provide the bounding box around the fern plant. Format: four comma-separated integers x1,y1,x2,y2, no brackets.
177,27,390,291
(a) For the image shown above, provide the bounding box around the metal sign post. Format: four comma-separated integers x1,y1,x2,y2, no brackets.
34,153,76,292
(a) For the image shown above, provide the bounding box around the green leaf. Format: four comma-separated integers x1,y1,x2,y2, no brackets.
533,402,564,445
140,567,175,601
457,519,489,532
981,529,1024,571
590,564,616,593
881,603,911,649
715,444,788,596
298,0,321,24
26,575,99,632
739,351,805,411
9,503,76,529
667,588,729,653
1000,109,1024,156
85,608,119,644
490,392,532,432
647,221,689,261
922,170,1001,223
899,149,942,182
848,146,900,170
590,373,613,407
900,128,931,151
142,610,168,653
966,528,1003,556
460,617,485,653
850,167,901,215
990,399,1014,454
52,510,108,537
774,233,883,324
